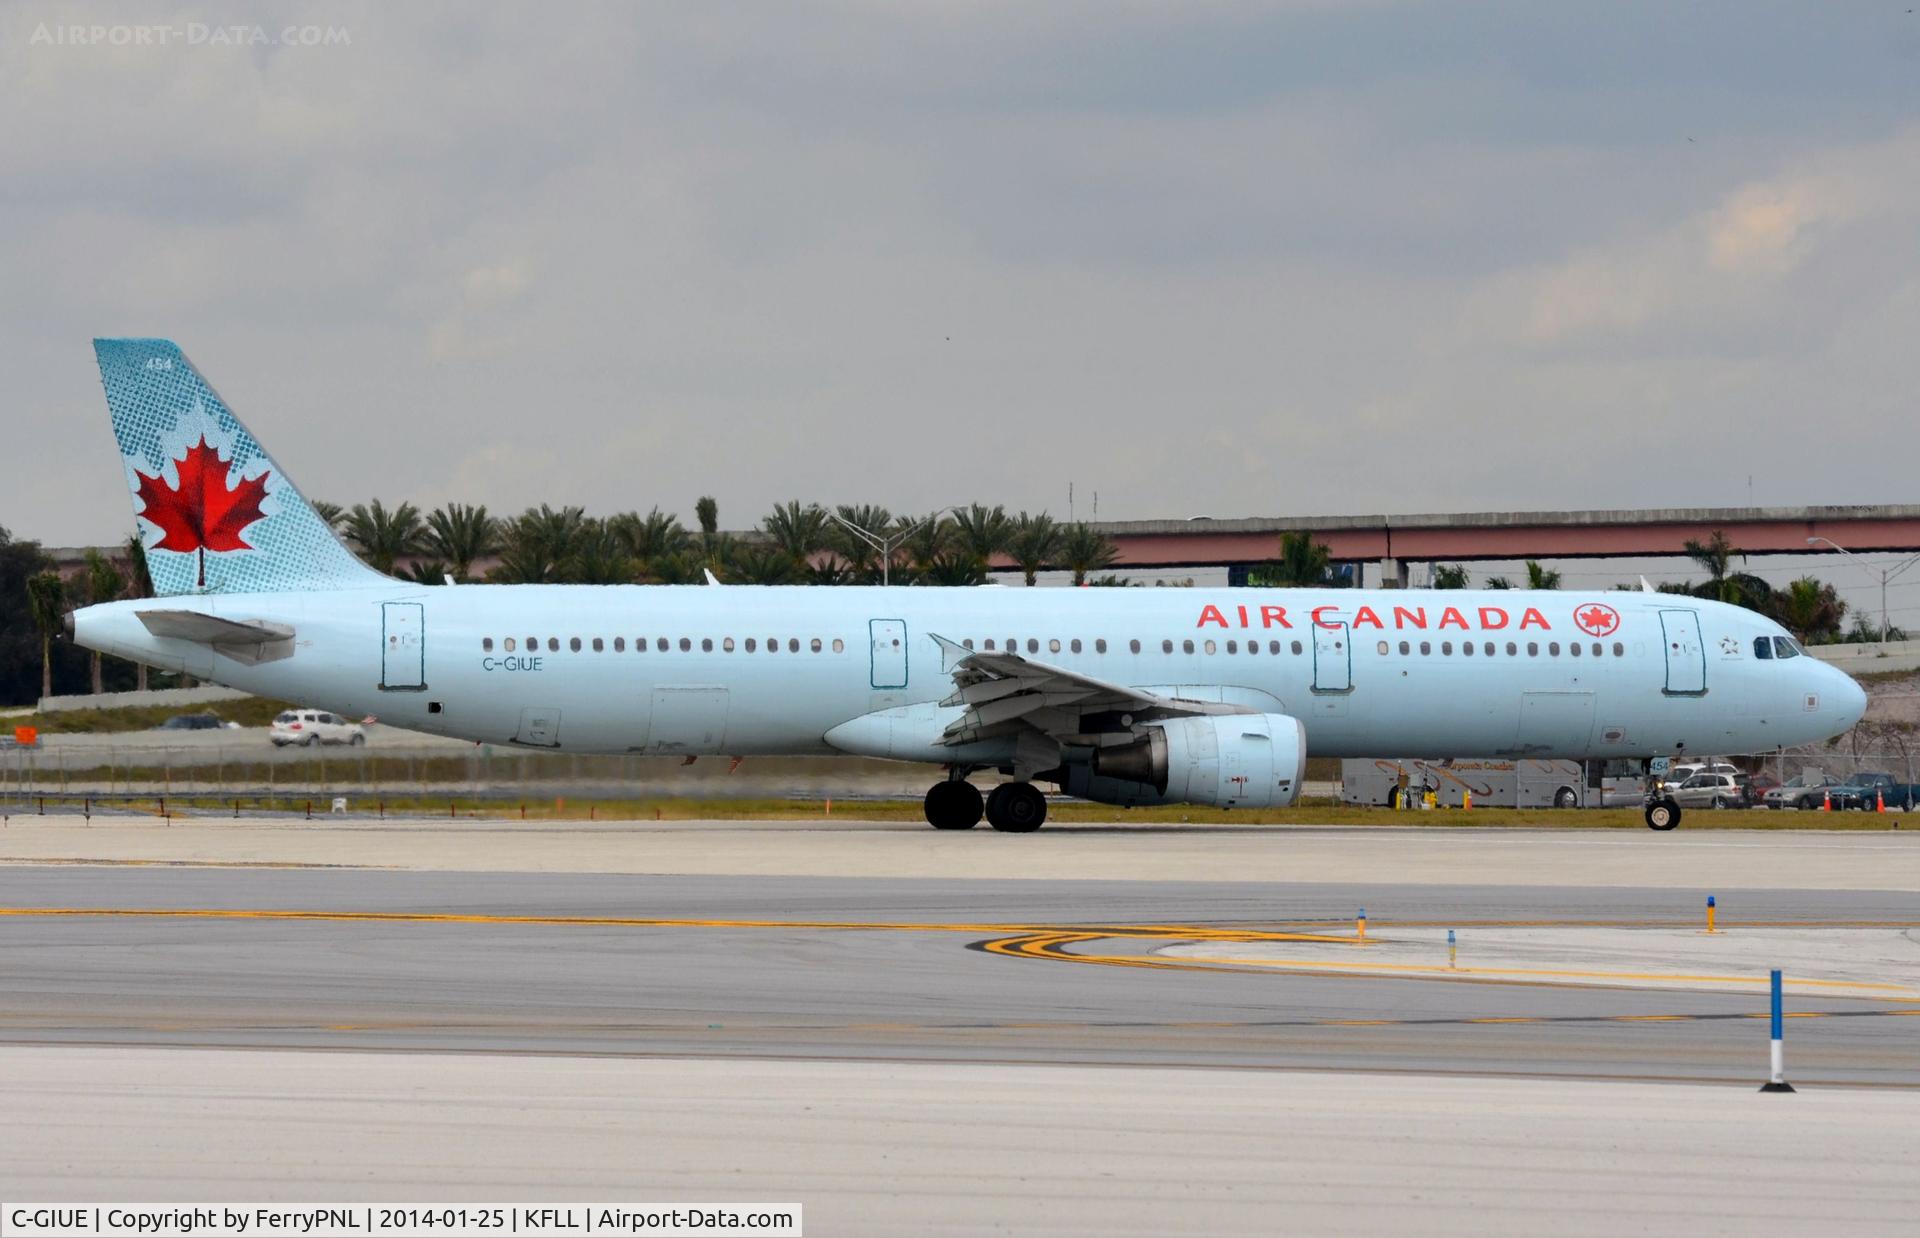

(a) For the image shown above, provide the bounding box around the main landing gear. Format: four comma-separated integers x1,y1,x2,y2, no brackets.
922,778,1048,832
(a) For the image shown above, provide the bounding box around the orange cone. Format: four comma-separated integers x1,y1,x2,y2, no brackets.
1877,789,1886,813
1822,790,1831,812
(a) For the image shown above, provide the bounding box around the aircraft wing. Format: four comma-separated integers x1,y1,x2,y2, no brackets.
929,634,1251,767
136,610,296,666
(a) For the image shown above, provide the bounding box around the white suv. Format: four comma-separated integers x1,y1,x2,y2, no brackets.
270,709,365,747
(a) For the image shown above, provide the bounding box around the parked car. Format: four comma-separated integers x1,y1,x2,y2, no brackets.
1765,772,1845,810
1667,772,1752,809
1824,771,1918,811
1746,772,1783,800
270,709,366,747
155,713,237,732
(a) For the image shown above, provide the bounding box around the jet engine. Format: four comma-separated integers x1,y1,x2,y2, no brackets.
1055,713,1307,809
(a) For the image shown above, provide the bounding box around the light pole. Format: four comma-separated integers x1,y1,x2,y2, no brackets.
1805,536,1920,643
829,507,958,587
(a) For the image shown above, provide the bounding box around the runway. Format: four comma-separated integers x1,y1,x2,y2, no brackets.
4,825,1918,1232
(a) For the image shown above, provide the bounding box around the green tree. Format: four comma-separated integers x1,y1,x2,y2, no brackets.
422,503,499,581
1250,532,1339,587
896,512,955,584
82,550,124,693
344,500,424,574
489,505,587,583
1007,512,1061,586
1431,564,1469,589
951,504,1012,571
1771,576,1847,644
1483,576,1513,590
611,508,690,580
26,570,66,702
726,544,804,585
312,500,346,530
826,504,893,582
560,519,634,584
1681,531,1769,609
1059,523,1121,585
1524,560,1561,590
123,535,153,690
761,501,829,570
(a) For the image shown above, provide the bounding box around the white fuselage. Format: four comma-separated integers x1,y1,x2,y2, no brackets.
73,584,1866,764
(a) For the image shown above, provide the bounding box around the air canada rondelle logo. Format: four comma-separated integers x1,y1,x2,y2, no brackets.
1573,602,1621,638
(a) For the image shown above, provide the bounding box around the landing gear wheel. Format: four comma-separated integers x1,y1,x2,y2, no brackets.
1645,798,1681,831
986,782,1047,832
1553,787,1578,809
923,780,982,830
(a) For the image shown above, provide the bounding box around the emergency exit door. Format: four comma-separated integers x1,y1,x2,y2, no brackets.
1312,620,1351,692
870,619,907,689
1659,609,1707,695
380,602,425,690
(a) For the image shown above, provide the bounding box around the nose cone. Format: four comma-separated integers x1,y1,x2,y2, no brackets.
1830,665,1869,731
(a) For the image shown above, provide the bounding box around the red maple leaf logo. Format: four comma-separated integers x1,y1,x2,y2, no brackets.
133,436,271,587
1574,603,1621,637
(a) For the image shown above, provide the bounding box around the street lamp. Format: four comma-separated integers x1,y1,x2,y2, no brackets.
1805,536,1920,643
828,506,959,587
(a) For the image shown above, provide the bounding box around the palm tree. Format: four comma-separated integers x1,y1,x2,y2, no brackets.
401,560,450,586
312,500,346,530
422,503,499,581
560,519,634,584
82,550,123,693
922,550,987,586
762,501,829,569
1524,560,1561,590
123,534,152,690
489,505,587,583
896,512,954,583
610,508,690,579
344,500,424,573
1431,564,1470,589
1772,577,1848,644
1253,532,1336,587
951,504,1012,570
26,570,65,701
1007,512,1061,586
1482,575,1514,590
828,504,893,582
727,544,803,585
1058,523,1120,585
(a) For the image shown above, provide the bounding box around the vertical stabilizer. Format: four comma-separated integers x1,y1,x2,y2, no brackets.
93,338,387,596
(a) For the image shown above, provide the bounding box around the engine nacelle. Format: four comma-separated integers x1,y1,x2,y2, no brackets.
1057,713,1307,809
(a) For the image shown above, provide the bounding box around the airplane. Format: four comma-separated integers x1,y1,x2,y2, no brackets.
67,338,1868,832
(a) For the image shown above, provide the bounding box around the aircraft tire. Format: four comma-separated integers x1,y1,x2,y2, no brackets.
1645,798,1681,831
924,781,982,830
989,783,1047,833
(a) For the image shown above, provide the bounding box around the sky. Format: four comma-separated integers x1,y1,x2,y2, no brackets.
5,2,1920,559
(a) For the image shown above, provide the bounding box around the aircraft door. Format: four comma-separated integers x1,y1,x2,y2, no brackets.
647,686,729,754
1659,609,1707,695
380,602,425,690
870,619,907,689
1312,620,1351,692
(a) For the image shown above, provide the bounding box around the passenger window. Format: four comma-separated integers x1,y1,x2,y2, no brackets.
592,638,604,652
1399,641,1410,655
1290,641,1303,655
1094,639,1106,653
1182,640,1196,654
1070,639,1082,653
1549,642,1561,656
527,636,537,650
614,637,625,652
700,638,713,652
811,638,823,652
963,639,974,650
483,637,494,652
1591,642,1602,657
789,639,800,652
1442,641,1453,655
1419,641,1431,655
504,638,515,652
1528,642,1539,656
832,638,844,653
657,638,669,652
569,637,582,652
1570,642,1581,658
548,638,560,652
767,638,778,652
1377,641,1389,655
1484,642,1495,656
1028,639,1040,654
1049,639,1062,653
1247,640,1259,655
679,638,692,652
1163,640,1174,654
984,639,996,651
1130,639,1141,653
1505,642,1516,656
1203,640,1216,655
1613,642,1624,657
724,637,736,652
746,638,757,652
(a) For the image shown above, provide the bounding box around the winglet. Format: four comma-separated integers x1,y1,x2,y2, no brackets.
1640,575,1655,594
704,569,723,586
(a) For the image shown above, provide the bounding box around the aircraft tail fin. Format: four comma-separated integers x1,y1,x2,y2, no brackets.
92,338,388,597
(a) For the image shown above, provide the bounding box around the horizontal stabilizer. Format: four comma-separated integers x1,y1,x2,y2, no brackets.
136,609,295,666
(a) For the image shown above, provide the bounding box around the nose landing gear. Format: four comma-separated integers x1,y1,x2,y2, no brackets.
1645,796,1681,831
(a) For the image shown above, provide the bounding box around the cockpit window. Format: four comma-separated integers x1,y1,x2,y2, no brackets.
1753,637,1773,660
1773,636,1800,659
